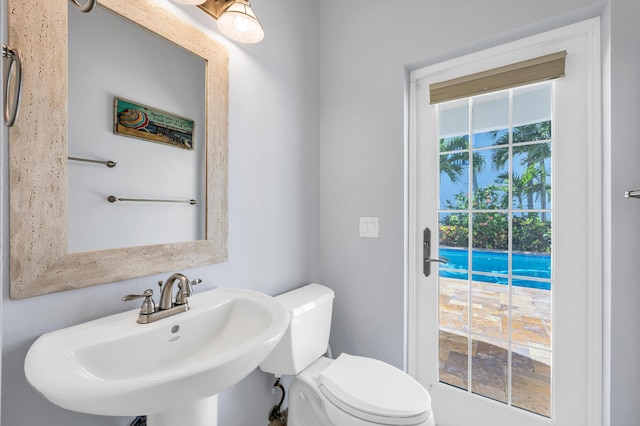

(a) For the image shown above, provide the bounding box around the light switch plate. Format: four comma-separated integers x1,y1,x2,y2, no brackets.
359,217,379,238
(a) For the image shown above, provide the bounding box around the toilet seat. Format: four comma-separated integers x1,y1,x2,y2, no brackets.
318,354,431,425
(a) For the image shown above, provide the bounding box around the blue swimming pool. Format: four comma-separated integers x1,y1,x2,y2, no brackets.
439,247,551,290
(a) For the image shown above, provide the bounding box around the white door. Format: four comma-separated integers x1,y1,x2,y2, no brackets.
408,20,602,426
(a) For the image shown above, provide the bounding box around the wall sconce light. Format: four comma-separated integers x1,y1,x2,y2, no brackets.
173,0,264,44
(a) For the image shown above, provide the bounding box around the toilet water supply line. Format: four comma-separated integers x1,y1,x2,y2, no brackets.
269,378,287,423
266,345,333,423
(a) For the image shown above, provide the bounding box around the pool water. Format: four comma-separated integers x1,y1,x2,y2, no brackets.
439,247,551,290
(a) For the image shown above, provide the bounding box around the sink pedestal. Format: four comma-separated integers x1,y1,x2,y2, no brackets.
146,395,218,426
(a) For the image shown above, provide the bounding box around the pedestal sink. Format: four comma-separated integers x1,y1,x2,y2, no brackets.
24,287,289,425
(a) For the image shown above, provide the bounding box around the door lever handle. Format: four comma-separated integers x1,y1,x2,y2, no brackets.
425,256,449,264
423,227,448,277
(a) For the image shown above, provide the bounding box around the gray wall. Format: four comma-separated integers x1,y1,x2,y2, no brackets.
318,0,606,368
317,0,637,425
3,0,640,425
607,0,640,424
0,0,319,424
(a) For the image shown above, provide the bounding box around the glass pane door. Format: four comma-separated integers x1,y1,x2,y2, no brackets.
437,83,553,417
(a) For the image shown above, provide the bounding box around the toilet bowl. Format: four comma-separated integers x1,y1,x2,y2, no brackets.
259,284,435,426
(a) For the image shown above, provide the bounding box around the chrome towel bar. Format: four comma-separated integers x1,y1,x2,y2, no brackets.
625,190,640,199
68,156,117,168
108,196,198,205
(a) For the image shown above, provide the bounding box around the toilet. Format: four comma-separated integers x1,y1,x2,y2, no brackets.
259,284,435,426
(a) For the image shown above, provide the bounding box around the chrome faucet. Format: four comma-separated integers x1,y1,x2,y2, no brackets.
159,272,190,310
122,273,202,324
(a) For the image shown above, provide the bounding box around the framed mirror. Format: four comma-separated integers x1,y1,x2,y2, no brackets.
7,0,228,299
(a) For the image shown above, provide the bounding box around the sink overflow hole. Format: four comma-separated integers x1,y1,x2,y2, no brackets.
171,325,180,334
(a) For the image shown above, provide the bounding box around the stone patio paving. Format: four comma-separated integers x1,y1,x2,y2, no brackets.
438,277,552,417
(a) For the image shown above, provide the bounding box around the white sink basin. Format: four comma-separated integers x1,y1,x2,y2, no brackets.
25,288,289,418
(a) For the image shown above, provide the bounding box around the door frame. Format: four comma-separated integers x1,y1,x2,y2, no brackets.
406,18,602,426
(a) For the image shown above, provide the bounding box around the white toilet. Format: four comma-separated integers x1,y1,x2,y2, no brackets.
259,284,435,426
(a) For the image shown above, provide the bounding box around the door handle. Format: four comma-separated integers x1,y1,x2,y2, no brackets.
425,257,449,264
423,227,449,277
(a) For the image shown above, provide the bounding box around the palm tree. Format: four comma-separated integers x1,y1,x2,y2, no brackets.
439,137,468,184
496,164,548,218
440,136,486,192
490,122,551,215
520,142,551,214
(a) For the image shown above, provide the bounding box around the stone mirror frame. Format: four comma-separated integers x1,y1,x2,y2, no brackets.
8,0,228,299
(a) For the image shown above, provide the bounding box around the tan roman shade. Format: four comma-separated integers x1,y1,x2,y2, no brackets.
429,51,567,105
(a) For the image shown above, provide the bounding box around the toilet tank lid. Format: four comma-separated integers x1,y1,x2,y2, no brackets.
276,283,335,317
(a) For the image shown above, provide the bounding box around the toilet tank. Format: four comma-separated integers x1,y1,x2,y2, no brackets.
259,284,334,377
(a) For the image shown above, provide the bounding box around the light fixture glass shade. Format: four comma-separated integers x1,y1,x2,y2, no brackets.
172,0,207,4
217,2,264,44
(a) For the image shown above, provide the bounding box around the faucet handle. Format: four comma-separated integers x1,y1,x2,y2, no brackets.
122,289,156,315
175,278,202,305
